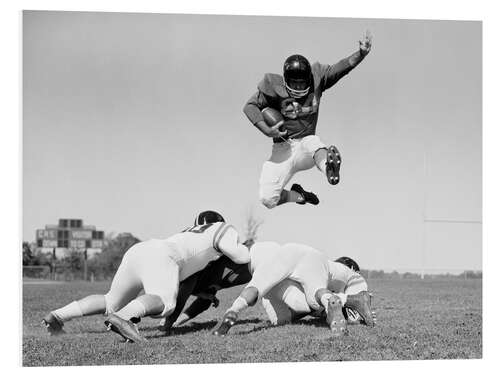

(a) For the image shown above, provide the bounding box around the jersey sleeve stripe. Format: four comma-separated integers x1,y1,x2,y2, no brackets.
213,224,235,253
211,223,226,252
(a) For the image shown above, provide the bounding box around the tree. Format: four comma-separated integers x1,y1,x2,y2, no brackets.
22,242,34,265
88,232,141,279
242,207,263,248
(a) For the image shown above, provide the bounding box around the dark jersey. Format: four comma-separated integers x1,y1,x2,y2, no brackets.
243,58,354,142
161,256,252,331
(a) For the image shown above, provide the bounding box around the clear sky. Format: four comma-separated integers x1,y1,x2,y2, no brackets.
23,11,481,272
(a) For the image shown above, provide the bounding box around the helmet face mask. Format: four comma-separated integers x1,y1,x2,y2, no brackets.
195,210,225,225
283,54,312,98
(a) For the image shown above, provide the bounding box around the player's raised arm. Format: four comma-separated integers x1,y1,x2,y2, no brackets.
215,225,251,264
322,30,373,90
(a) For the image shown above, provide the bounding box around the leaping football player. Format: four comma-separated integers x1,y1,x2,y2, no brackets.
212,242,374,338
42,211,250,343
261,256,376,327
244,31,372,208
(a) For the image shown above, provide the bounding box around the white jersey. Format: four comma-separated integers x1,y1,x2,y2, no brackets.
327,260,367,294
167,222,249,280
261,259,368,325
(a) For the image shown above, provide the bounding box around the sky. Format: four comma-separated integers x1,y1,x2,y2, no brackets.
22,11,482,272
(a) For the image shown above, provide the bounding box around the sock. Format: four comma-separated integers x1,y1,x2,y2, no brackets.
227,296,248,314
115,300,147,321
320,293,333,310
314,148,328,174
288,190,305,203
53,301,83,323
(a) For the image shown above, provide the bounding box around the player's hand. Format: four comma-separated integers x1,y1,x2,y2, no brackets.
359,30,372,56
266,123,287,138
243,238,255,248
172,313,190,328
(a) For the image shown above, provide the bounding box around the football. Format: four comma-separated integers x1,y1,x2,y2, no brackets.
261,107,284,128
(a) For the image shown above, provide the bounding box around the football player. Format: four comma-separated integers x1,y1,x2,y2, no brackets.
41,211,250,343
244,31,372,208
261,256,376,326
157,254,252,333
212,242,372,337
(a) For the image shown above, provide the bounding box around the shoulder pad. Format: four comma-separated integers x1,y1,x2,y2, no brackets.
257,73,288,98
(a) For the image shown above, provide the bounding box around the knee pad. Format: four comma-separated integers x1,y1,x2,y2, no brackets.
240,286,259,306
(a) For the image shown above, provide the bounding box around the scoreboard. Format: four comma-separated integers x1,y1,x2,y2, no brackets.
36,218,105,249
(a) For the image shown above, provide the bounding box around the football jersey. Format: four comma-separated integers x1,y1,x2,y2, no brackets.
167,222,244,281
327,260,367,294
243,58,354,142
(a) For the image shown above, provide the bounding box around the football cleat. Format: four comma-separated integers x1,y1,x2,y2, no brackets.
344,291,375,327
325,145,342,185
290,184,319,205
212,311,237,337
325,294,347,337
104,314,147,343
41,312,66,336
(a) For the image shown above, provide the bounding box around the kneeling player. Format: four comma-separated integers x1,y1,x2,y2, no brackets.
42,210,250,343
213,242,351,337
261,256,376,327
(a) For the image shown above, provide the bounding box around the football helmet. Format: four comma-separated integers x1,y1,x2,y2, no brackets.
283,54,312,98
335,256,360,272
195,210,225,225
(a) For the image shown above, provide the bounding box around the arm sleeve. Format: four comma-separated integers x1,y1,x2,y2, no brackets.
320,58,355,91
243,91,271,125
214,225,251,264
344,273,368,295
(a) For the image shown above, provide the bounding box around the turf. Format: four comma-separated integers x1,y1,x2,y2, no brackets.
22,278,482,366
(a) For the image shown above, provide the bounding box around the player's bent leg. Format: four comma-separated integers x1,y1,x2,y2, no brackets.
213,287,256,336
103,249,143,314
158,272,199,333
44,294,106,333
259,155,296,208
115,294,165,321
262,297,290,326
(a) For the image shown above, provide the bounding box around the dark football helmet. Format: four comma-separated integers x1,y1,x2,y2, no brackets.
335,256,360,272
195,210,225,225
283,54,312,98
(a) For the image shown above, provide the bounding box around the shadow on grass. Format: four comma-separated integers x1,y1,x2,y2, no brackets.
142,318,264,339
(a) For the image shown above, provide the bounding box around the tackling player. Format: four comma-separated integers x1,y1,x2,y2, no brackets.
212,242,373,337
261,256,376,326
244,31,372,208
42,210,249,343
157,254,252,333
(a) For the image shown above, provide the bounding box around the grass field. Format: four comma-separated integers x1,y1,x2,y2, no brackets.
23,278,482,366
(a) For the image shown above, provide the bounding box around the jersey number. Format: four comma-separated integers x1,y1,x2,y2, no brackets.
183,223,213,234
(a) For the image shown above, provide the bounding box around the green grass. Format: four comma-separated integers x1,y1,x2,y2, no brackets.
22,279,482,366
